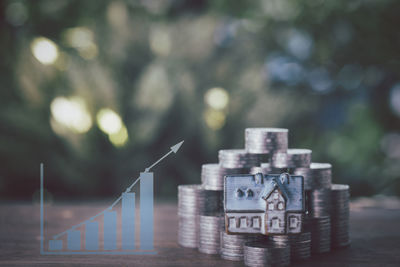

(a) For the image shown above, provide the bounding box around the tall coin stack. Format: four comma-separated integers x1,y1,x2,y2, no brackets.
330,184,350,248
307,163,332,253
177,185,204,248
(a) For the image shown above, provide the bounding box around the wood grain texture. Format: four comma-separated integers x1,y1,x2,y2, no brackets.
0,202,399,266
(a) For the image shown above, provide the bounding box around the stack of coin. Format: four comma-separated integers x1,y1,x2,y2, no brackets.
268,235,290,247
199,189,223,214
178,214,198,248
219,149,261,169
268,233,311,262
201,163,248,190
307,189,331,217
177,185,204,248
270,151,288,168
330,184,350,248
220,232,263,261
304,216,331,254
309,163,332,189
287,149,312,168
198,214,224,254
244,240,291,267
245,128,288,153
250,163,271,175
289,232,311,261
253,153,271,164
177,126,351,263
292,167,312,190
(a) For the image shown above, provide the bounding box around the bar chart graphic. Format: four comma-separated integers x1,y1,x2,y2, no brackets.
40,141,183,255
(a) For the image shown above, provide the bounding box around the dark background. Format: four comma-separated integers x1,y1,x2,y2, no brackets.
1,0,399,201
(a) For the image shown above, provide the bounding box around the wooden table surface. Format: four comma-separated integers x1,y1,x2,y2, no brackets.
0,201,399,266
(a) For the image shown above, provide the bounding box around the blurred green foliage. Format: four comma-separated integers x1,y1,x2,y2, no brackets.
0,0,399,200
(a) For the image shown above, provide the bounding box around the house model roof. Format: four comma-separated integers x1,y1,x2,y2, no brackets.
224,173,304,213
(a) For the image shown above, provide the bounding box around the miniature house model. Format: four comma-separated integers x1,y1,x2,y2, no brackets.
224,173,305,235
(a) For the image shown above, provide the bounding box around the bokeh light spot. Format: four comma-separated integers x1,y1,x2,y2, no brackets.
286,29,313,60
31,37,59,65
204,109,226,130
149,25,171,57
64,27,98,60
50,96,92,134
136,64,173,112
265,55,304,85
107,1,128,28
204,87,229,110
108,125,129,147
96,108,123,135
308,68,333,93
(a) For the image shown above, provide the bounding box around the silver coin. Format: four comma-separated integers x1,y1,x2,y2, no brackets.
219,149,262,168
245,128,288,154
330,184,350,248
309,163,332,189
306,189,331,217
270,151,288,168
287,149,312,168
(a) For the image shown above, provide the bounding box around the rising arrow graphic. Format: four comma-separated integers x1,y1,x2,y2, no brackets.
124,140,184,192
52,140,184,239
145,141,184,172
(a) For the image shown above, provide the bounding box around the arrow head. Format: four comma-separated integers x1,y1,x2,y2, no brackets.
171,140,184,153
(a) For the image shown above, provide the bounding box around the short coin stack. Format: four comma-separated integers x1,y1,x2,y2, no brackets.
220,232,263,261
244,240,291,267
330,184,350,248
198,214,224,254
268,233,311,262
